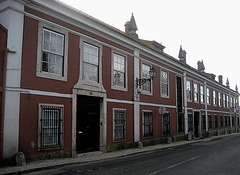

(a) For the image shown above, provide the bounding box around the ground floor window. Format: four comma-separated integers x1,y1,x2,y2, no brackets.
220,116,223,127
224,116,227,127
163,113,170,135
178,113,184,133
114,109,126,141
208,115,212,129
202,115,206,130
188,114,193,131
214,115,218,128
39,104,63,149
143,111,153,137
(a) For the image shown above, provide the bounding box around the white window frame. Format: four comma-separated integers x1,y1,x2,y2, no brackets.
141,63,153,95
227,95,229,108
111,51,128,91
113,108,127,142
38,103,64,150
200,85,205,104
218,92,222,107
161,70,169,98
194,83,199,103
186,80,192,102
142,110,153,137
223,94,226,108
79,38,103,87
37,22,68,81
207,87,211,105
213,90,217,106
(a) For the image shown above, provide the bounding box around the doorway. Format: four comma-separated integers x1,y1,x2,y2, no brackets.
76,95,100,153
194,111,200,137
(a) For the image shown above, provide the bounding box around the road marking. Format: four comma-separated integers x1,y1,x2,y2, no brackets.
148,154,204,175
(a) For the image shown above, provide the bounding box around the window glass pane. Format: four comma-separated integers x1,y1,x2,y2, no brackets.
42,29,64,76
114,110,126,140
142,64,151,92
113,54,126,87
83,43,99,82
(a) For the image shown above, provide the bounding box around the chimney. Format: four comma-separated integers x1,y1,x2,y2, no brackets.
197,60,205,72
218,75,223,84
124,21,130,34
178,45,187,63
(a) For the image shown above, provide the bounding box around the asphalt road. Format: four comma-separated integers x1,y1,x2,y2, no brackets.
28,135,240,175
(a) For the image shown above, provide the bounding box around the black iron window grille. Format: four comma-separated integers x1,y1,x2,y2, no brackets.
40,105,63,149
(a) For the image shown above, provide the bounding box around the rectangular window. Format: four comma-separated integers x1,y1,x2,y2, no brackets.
228,116,231,126
42,28,64,76
188,113,193,131
220,116,223,127
163,113,170,135
227,96,229,108
214,115,218,128
224,116,227,127
39,105,63,149
186,80,192,101
213,90,217,106
202,115,206,130
223,94,226,108
178,113,184,133
208,115,212,129
207,88,211,105
113,53,126,88
200,85,205,103
143,111,153,137
114,109,126,141
83,42,99,82
194,83,199,102
218,92,222,107
161,71,169,97
142,64,151,93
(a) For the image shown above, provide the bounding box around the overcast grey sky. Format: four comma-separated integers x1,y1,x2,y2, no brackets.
61,0,240,90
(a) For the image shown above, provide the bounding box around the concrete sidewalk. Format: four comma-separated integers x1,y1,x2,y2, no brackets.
0,133,239,175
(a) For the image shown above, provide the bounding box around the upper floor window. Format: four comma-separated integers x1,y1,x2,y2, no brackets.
42,28,64,76
213,90,217,106
37,23,68,81
207,87,210,105
142,64,151,93
186,80,192,101
227,95,229,108
200,85,205,103
83,42,99,82
223,94,226,108
161,70,169,97
194,83,199,102
218,92,222,107
112,53,127,89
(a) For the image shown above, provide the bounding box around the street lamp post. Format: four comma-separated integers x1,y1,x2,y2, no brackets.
136,67,156,88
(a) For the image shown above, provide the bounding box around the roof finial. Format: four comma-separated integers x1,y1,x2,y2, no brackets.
128,13,138,39
226,78,230,88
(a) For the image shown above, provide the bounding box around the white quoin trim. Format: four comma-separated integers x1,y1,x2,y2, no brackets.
0,0,25,160
134,49,140,142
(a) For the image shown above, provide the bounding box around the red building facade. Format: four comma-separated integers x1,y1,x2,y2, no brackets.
0,0,239,164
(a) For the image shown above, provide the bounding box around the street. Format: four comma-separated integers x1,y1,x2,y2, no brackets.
28,135,240,175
